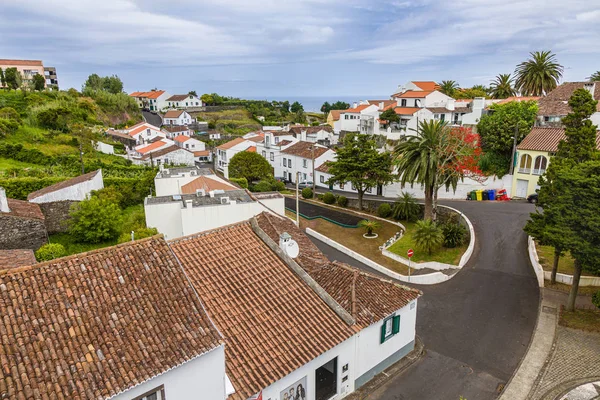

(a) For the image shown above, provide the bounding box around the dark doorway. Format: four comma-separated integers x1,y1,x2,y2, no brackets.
377,185,383,196
315,357,337,400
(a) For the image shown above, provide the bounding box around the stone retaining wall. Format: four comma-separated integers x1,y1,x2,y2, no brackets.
38,201,78,233
0,215,47,251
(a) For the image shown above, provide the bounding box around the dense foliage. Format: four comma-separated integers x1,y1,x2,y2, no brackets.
35,243,66,262
83,74,124,94
489,74,517,99
337,195,348,207
392,192,420,222
322,192,336,205
68,197,123,243
321,101,350,114
301,187,313,199
377,203,392,218
442,222,467,248
228,151,273,183
413,219,444,255
515,50,563,96
229,177,249,189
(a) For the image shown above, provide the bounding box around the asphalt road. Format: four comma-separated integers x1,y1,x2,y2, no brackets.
308,200,540,400
142,110,162,127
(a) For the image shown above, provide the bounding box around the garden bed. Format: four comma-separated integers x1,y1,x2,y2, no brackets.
536,243,598,277
559,307,600,333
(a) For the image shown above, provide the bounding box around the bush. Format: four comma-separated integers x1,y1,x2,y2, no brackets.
301,187,313,199
252,180,273,192
593,291,600,310
68,197,123,243
413,219,443,255
229,177,248,189
35,243,66,262
118,227,159,244
392,192,420,221
271,180,285,191
337,195,348,207
91,186,124,207
322,192,336,204
377,203,392,218
442,222,467,248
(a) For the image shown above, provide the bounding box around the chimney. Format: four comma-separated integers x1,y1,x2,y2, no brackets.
584,82,596,96
279,232,292,251
379,102,384,109
353,102,358,109
447,98,455,111
185,199,194,210
0,187,9,213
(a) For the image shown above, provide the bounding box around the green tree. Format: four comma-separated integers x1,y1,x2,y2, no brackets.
588,71,600,82
4,68,22,90
83,73,104,91
201,93,214,105
281,100,290,113
380,108,400,127
0,68,5,87
291,101,304,113
228,151,273,182
331,101,350,110
102,75,124,94
327,133,394,210
358,219,381,237
392,192,420,221
454,87,488,99
32,74,46,91
515,50,563,96
489,74,517,99
413,219,443,255
439,80,459,97
321,101,332,114
188,90,198,97
68,197,123,243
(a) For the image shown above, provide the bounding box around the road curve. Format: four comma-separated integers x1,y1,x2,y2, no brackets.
307,199,540,400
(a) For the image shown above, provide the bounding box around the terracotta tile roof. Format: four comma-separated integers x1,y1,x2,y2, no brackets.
288,126,333,135
517,127,600,152
497,96,540,104
281,142,330,159
140,145,186,160
0,237,223,400
169,222,356,400
256,212,422,327
329,110,343,121
106,128,136,141
340,104,373,114
128,124,161,137
412,81,439,91
315,161,332,173
166,94,190,102
164,109,185,118
0,59,43,67
194,150,210,157
278,140,293,146
180,176,236,194
27,170,101,201
3,198,45,220
247,136,264,143
137,140,169,154
538,82,600,116
162,125,191,133
173,135,191,143
396,91,432,98
394,107,421,115
130,90,165,99
217,137,247,150
0,249,36,270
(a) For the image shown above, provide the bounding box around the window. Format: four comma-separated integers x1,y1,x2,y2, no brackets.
366,187,372,194
288,159,292,168
340,182,345,190
303,159,308,168
533,155,548,175
270,152,274,161
303,173,307,181
131,385,165,400
401,99,407,107
320,175,324,183
262,150,266,157
434,114,439,119
439,114,445,122
275,137,280,144
283,158,287,167
519,154,532,174
380,314,401,343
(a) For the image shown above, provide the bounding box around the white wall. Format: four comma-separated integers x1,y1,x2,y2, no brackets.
383,174,513,199
94,141,114,155
165,111,194,126
112,345,226,400
256,197,285,216
155,149,196,167
133,127,167,145
30,170,104,203
145,200,184,240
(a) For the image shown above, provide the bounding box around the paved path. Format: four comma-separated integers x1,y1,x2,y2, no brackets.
308,200,540,399
142,110,162,127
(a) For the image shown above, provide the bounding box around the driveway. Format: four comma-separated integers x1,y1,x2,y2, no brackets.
308,199,540,400
142,110,162,127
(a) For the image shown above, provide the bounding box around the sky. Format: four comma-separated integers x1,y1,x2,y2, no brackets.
2,0,600,98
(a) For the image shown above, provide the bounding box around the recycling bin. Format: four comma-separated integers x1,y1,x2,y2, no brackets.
469,190,477,200
488,189,496,201
482,190,489,200
476,190,483,201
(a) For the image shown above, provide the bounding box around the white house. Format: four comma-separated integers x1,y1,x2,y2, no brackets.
165,94,203,109
256,131,298,172
174,135,206,152
144,190,285,240
288,125,338,145
134,139,174,157
215,136,264,178
136,145,196,167
537,81,600,127
27,170,104,203
126,122,167,145
164,110,194,126
338,104,380,133
162,125,194,139
154,166,217,197
130,90,171,111
278,141,335,184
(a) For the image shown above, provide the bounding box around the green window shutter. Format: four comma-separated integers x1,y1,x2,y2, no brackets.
392,315,401,334
380,323,387,344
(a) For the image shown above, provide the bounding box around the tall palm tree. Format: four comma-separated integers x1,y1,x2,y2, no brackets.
514,51,564,96
393,120,454,221
489,73,517,99
438,80,459,97
588,71,600,82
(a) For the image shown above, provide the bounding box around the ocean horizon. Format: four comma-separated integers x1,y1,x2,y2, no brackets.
247,95,390,113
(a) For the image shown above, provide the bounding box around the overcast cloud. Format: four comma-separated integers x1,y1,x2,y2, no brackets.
1,0,599,97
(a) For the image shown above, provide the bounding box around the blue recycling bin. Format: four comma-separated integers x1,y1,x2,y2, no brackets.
488,189,496,201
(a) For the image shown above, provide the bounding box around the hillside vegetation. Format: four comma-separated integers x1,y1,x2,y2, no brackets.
194,108,262,135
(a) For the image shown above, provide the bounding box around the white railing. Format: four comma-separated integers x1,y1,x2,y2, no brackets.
519,168,531,174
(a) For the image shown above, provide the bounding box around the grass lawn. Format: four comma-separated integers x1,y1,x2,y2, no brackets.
560,308,600,333
387,222,467,265
0,157,42,171
544,281,599,296
536,243,598,277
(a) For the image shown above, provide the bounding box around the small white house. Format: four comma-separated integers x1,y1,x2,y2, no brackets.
27,170,104,203
134,139,174,157
162,125,194,139
215,136,264,178
130,90,171,111
164,110,194,126
138,146,196,167
165,94,203,109
126,122,167,145
277,141,335,184
174,135,206,152
93,141,114,155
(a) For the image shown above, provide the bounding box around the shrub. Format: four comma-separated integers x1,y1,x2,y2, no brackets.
118,227,159,243
413,219,443,255
442,222,467,248
377,203,392,218
35,243,66,262
392,192,420,221
271,180,285,191
593,291,600,310
337,195,348,207
91,186,124,207
229,177,248,189
252,180,273,192
301,188,313,199
322,192,336,204
358,219,381,236
68,197,123,243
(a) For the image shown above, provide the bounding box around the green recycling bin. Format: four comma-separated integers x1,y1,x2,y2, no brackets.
470,190,477,200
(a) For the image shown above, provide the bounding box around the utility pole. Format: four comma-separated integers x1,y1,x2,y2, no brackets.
296,171,300,227
311,145,316,199
509,124,519,175
79,141,85,175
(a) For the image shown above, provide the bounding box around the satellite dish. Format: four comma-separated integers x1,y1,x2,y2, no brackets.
284,240,300,259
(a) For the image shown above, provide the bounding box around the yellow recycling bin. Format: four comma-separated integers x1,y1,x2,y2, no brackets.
476,190,483,201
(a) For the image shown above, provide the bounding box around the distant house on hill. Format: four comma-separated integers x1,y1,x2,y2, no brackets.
130,90,171,111
164,110,194,126
166,94,203,109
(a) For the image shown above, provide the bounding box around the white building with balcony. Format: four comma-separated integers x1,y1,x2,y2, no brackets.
277,141,335,184
215,136,264,178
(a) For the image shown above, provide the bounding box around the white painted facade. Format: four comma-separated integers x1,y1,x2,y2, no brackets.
131,91,172,112
216,139,259,179
154,167,231,197
111,345,227,400
339,105,379,133
29,170,104,203
153,148,196,167
277,146,336,184
163,126,194,139
176,136,206,152
164,111,194,126
166,94,203,109
93,141,114,155
134,139,174,156
129,124,167,146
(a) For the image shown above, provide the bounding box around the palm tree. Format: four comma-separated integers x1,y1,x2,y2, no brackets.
489,74,517,99
588,71,600,82
514,51,563,96
393,120,454,221
392,192,421,221
438,80,459,97
412,219,443,255
358,219,381,237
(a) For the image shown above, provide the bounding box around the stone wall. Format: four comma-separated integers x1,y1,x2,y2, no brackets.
0,215,47,251
38,201,78,233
